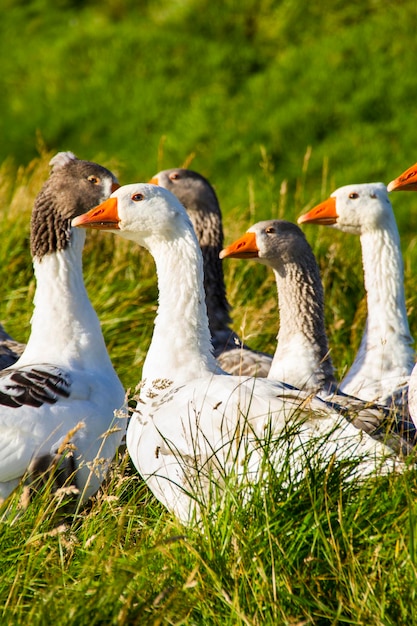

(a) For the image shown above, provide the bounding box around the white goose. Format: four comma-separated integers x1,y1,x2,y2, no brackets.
149,168,273,376
0,152,126,503
73,183,405,524
298,183,414,408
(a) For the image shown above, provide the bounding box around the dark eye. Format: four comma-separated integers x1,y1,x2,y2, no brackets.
169,173,180,181
265,226,276,234
132,193,144,202
349,192,359,199
88,175,100,184
370,193,377,199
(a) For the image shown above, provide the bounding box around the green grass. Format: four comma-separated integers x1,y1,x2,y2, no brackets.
1,442,417,625
1,0,417,621
1,150,417,624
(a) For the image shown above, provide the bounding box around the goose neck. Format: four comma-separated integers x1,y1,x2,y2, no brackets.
20,228,110,368
359,226,410,337
269,260,334,390
141,230,219,386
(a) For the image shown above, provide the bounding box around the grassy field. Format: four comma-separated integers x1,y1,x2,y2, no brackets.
1,0,417,623
1,151,417,626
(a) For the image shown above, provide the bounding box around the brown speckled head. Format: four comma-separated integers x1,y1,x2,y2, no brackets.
30,151,119,259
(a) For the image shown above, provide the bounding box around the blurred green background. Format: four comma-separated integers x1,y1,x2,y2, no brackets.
2,0,417,211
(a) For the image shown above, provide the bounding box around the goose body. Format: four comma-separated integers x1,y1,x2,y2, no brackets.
73,183,405,523
0,152,126,503
149,169,273,376
298,183,414,407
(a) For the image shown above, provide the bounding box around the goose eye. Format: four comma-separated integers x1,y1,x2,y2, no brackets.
265,226,276,234
132,193,144,202
88,175,100,184
169,173,180,181
349,192,359,199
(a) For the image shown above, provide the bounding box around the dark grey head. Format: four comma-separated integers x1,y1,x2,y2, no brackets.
247,220,313,268
31,151,119,259
150,168,220,216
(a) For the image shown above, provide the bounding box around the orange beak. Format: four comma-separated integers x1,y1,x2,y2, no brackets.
219,232,259,259
387,162,417,192
72,197,120,230
148,176,159,185
297,197,338,225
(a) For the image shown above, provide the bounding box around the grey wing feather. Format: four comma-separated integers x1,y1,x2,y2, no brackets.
216,347,272,377
0,365,72,408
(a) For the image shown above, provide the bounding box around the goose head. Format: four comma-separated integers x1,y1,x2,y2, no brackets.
71,182,196,248
387,162,417,192
149,168,221,223
220,220,311,271
30,151,119,259
297,182,393,235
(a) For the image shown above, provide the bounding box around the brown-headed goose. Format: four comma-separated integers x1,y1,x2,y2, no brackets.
298,183,414,410
0,152,126,504
73,183,406,524
149,168,272,377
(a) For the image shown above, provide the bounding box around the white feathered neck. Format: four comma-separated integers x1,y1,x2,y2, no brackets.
341,203,414,398
137,220,220,389
18,228,112,370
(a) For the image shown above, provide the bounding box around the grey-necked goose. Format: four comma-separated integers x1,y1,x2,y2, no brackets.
220,219,336,395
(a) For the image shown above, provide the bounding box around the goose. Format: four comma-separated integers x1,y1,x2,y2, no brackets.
0,151,127,504
73,183,406,524
0,325,24,370
219,219,336,395
149,168,272,377
297,183,414,409
220,219,416,444
388,161,417,424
